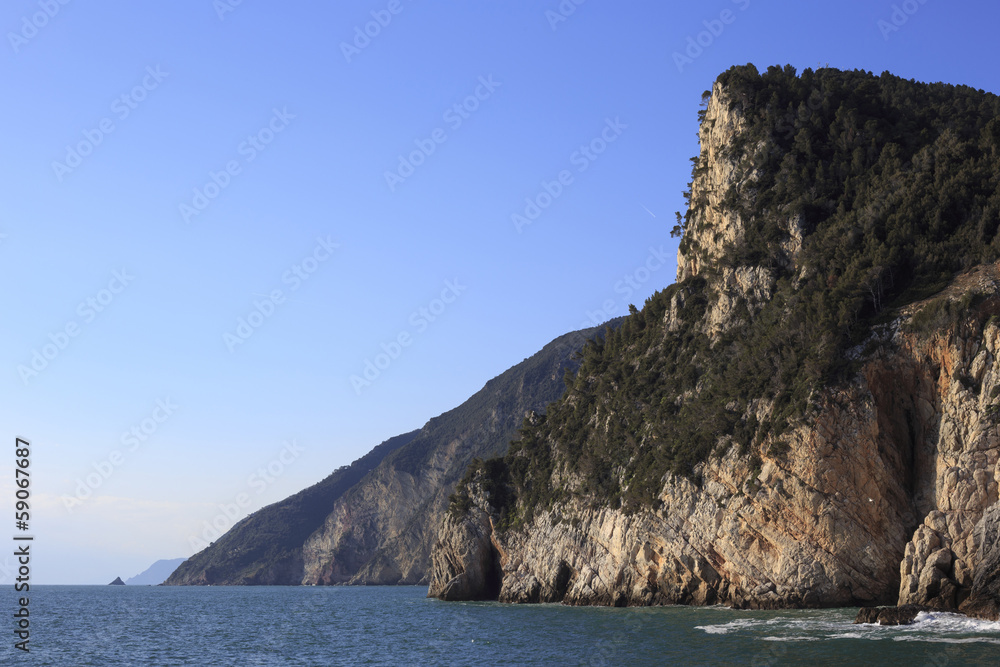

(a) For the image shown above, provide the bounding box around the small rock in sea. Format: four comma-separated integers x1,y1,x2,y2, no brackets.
108,577,126,586
854,605,931,625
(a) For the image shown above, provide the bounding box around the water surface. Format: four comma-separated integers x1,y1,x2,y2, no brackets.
22,586,1000,665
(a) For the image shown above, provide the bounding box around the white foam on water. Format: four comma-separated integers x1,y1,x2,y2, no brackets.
694,619,761,635
909,611,1000,633
893,636,1000,645
697,609,1000,646
824,632,868,639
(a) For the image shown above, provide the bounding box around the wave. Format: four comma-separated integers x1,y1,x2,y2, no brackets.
694,619,761,635
694,609,1000,644
907,611,1000,634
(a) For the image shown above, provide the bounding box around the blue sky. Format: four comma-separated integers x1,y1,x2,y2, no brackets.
1,0,998,584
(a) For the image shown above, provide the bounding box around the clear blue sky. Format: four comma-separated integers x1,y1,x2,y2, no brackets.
1,0,997,584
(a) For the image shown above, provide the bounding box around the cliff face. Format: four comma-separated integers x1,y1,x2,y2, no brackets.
165,430,419,585
430,272,1000,614
168,325,604,586
300,327,604,585
428,68,1000,618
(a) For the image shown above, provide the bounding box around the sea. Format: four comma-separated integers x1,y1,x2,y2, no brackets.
17,585,1000,665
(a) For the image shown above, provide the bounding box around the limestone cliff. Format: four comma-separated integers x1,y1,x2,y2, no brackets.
429,269,1000,615
167,325,606,586
428,66,1000,618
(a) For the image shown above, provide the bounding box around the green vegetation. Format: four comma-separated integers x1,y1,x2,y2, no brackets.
384,325,610,476
452,64,1000,524
905,290,987,335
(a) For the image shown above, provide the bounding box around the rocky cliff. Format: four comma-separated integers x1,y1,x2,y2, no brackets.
428,65,1000,618
431,267,1000,615
167,325,606,586
299,326,608,586
166,430,419,585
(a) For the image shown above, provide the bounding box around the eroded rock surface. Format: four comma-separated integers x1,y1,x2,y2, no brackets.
428,82,1000,613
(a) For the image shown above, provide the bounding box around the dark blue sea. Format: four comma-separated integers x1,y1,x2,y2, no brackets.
15,586,1000,665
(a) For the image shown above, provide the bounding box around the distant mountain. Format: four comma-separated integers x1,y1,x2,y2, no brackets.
109,577,125,586
125,558,187,586
167,324,611,585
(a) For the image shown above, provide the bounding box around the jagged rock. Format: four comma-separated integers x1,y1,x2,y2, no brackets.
427,502,501,601
961,504,1000,620
854,605,931,625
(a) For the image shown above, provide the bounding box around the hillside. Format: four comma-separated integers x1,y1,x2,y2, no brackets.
299,325,610,585
166,431,419,585
167,324,607,585
430,65,1000,619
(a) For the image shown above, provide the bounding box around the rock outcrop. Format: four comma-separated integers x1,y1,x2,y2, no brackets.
430,260,1000,619
428,504,502,601
677,82,751,284
428,69,1000,618
854,605,930,626
963,504,1000,619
